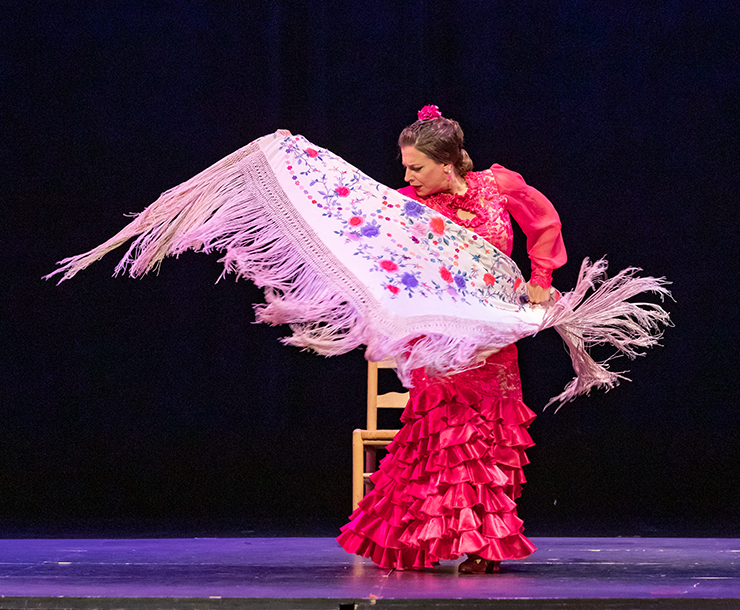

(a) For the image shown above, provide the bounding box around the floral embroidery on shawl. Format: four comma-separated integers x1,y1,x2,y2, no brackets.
278,137,527,308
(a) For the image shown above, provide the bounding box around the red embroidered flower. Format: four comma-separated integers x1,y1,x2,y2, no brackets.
429,216,446,236
418,105,442,121
349,216,364,226
306,148,319,158
514,278,522,290
483,273,496,286
439,266,453,283
387,284,400,294
335,186,350,197
380,260,398,272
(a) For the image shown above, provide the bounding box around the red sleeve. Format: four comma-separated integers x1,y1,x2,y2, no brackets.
491,164,567,288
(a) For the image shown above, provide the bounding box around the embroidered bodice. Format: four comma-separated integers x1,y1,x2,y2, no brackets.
422,170,515,255
398,164,566,288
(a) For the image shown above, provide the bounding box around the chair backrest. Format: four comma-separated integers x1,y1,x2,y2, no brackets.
366,359,409,430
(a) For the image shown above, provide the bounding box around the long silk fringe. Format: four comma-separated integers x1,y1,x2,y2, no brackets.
542,258,672,409
45,144,672,408
44,143,366,358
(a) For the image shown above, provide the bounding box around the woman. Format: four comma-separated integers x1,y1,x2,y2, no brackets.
337,105,567,573
47,115,665,572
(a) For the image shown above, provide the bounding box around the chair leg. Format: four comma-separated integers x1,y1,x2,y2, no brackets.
352,430,364,511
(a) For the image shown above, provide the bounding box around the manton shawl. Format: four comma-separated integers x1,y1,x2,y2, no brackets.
46,133,671,407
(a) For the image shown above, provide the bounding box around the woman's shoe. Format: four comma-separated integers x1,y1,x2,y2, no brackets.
458,555,501,574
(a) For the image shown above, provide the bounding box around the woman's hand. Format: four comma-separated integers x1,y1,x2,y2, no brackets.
276,129,292,136
527,281,551,305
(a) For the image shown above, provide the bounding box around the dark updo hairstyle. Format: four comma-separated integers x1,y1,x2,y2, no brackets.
398,113,474,177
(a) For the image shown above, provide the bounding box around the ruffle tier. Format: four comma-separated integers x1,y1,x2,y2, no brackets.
338,344,537,570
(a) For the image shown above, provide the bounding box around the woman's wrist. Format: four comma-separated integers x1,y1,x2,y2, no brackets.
529,266,553,289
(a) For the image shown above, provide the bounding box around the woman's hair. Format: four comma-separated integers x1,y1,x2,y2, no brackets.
398,116,474,177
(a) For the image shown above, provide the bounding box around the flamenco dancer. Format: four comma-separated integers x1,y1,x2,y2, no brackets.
337,105,567,573
46,105,669,574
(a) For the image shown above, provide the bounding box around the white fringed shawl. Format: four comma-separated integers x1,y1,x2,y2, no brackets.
46,133,671,407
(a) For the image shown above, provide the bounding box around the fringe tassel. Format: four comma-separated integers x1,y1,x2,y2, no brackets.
541,258,672,409
45,144,258,282
373,333,496,388
44,142,370,357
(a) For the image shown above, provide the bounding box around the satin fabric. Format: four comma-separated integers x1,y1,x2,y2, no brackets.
337,345,538,569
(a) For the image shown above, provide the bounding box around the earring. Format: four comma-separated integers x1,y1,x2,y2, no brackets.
445,168,451,182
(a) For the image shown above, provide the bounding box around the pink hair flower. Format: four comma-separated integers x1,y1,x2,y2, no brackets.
418,105,442,121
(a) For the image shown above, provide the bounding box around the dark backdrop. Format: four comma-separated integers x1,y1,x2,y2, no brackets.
3,2,739,538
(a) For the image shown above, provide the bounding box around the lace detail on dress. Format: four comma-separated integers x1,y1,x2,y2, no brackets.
423,170,514,256
529,266,553,289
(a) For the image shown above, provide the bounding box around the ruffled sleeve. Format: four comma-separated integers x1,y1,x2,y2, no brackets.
490,164,567,288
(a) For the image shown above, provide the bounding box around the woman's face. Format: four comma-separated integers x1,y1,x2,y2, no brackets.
401,146,448,198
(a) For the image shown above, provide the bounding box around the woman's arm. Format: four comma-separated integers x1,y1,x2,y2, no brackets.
491,165,567,303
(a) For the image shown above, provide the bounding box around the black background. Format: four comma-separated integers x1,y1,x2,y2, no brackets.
3,2,739,538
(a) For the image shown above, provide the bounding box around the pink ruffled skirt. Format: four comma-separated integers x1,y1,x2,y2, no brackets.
337,344,537,570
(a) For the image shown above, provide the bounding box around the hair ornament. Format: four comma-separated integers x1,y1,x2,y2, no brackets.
418,105,442,121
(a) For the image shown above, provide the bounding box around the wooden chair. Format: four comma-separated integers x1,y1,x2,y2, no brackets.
352,360,410,510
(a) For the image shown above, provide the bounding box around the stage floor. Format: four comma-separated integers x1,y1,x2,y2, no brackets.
0,537,738,609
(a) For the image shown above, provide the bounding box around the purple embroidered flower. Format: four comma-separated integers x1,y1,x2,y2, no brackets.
401,272,419,288
454,274,466,290
411,236,420,244
360,221,381,237
404,201,424,218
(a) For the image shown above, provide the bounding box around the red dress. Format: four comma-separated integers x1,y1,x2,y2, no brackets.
337,165,567,570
